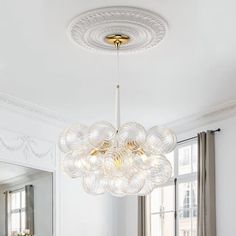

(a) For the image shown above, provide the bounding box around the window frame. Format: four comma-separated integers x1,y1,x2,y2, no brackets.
149,140,198,236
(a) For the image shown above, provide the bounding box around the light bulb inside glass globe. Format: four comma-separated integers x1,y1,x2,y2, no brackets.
146,126,177,154
63,124,89,151
117,122,146,151
86,148,104,171
83,172,107,195
104,148,133,178
89,121,116,151
146,154,172,185
133,147,154,170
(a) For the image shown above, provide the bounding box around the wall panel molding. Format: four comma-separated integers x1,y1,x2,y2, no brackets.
0,128,56,171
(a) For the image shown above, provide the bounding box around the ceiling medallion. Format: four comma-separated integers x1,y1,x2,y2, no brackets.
59,29,176,197
68,6,168,53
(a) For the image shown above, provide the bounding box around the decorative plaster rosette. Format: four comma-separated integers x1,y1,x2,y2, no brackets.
68,6,168,53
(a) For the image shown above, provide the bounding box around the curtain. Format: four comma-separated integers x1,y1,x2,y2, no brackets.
197,131,216,236
25,185,34,235
4,191,10,236
138,196,151,236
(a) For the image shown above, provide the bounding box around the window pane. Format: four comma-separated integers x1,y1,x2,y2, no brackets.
192,208,197,236
21,211,26,231
192,144,198,172
151,185,174,213
151,212,175,236
21,190,26,208
192,181,197,209
178,182,191,210
179,210,191,236
166,152,174,177
11,212,20,232
11,192,21,210
178,146,192,175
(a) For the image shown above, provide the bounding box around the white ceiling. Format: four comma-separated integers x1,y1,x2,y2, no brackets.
0,162,39,183
0,0,236,128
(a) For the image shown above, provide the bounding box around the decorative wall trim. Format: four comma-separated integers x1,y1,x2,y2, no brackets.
166,99,236,134
0,92,69,127
0,128,56,171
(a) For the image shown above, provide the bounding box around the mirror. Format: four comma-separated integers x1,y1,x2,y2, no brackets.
0,162,53,236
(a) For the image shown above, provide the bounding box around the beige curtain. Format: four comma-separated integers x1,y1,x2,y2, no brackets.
25,185,34,235
4,191,10,236
138,196,151,236
197,131,216,236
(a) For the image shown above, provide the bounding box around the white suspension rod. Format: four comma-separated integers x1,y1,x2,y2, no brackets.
115,84,120,130
115,42,121,130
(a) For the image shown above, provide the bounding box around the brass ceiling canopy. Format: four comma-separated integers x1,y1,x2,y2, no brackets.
105,34,130,47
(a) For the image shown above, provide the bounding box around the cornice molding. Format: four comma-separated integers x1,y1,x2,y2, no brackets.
1,92,236,135
166,99,236,134
0,92,69,127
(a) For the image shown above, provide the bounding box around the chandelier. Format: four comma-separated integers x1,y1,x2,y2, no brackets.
58,32,177,197
58,7,176,196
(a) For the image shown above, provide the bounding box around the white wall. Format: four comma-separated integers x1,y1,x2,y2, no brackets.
0,172,53,236
60,175,115,236
120,115,236,236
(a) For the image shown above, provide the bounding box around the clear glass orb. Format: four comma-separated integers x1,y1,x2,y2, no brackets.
72,150,94,173
117,122,146,151
64,124,89,151
88,121,116,151
104,148,133,178
86,149,104,171
146,126,177,154
146,154,172,185
58,129,70,153
137,180,156,196
133,150,154,170
126,172,145,194
83,173,107,195
108,177,129,197
62,152,87,178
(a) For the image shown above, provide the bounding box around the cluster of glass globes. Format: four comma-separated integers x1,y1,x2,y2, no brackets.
58,121,177,196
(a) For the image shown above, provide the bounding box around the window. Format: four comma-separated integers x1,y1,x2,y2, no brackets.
150,141,198,236
9,189,26,234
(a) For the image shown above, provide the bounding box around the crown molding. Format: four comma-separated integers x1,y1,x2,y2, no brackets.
1,92,236,134
166,99,236,134
0,92,69,127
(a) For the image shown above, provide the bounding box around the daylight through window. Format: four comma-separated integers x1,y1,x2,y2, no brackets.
150,141,198,236
9,188,26,234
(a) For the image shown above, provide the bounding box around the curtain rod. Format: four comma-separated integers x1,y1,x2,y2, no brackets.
177,128,221,145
